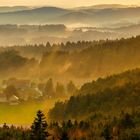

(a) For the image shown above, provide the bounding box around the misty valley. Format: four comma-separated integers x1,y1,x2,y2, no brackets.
0,3,140,140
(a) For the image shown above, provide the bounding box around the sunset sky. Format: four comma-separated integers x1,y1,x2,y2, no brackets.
0,0,140,8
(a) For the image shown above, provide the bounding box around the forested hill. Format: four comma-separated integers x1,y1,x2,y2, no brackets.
0,50,36,74
49,68,140,121
79,68,140,95
1,35,140,79
39,35,140,79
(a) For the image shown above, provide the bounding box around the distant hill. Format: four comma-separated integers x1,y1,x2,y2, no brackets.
57,7,140,25
0,6,30,13
0,6,139,26
76,4,130,10
0,7,70,24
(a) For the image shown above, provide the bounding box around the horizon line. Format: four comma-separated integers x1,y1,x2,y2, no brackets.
0,3,139,9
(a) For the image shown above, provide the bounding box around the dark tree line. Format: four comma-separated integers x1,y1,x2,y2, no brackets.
49,68,140,120
1,35,140,79
1,110,140,140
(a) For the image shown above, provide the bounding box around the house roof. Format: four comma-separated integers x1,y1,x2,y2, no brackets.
9,95,19,102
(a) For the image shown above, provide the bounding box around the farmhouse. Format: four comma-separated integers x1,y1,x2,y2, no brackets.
0,93,19,105
9,95,19,105
4,78,31,89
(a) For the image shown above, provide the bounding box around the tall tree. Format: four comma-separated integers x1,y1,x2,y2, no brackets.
44,78,55,98
67,81,77,95
56,82,65,97
31,110,49,140
60,130,69,140
102,124,112,140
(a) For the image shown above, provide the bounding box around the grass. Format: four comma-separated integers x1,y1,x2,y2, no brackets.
0,98,67,126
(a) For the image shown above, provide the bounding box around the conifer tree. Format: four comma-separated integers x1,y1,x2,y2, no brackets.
31,110,49,140
60,130,69,140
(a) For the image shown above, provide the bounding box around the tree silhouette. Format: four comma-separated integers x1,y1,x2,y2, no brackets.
44,78,55,98
67,81,77,95
60,130,69,140
101,124,112,140
31,110,50,140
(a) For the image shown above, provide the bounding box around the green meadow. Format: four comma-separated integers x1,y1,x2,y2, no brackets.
0,98,66,125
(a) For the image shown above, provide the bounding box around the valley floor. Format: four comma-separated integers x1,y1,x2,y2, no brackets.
0,97,67,125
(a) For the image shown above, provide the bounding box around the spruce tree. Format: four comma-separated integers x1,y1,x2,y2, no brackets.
31,110,49,140
102,124,112,140
60,130,69,140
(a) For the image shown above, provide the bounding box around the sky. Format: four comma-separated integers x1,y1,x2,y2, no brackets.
0,0,140,8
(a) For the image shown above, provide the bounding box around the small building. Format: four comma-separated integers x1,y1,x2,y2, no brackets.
9,95,20,105
4,78,31,90
18,88,42,101
0,93,20,105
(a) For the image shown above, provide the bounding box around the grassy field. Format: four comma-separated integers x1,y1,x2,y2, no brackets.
0,98,66,126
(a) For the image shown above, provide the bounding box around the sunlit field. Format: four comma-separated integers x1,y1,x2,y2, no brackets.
0,98,66,125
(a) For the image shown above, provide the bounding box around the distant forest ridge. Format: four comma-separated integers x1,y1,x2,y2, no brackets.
0,35,140,81
0,22,140,45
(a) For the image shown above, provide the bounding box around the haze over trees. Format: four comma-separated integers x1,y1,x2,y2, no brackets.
0,23,140,45
49,68,140,120
1,35,140,81
0,3,140,140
